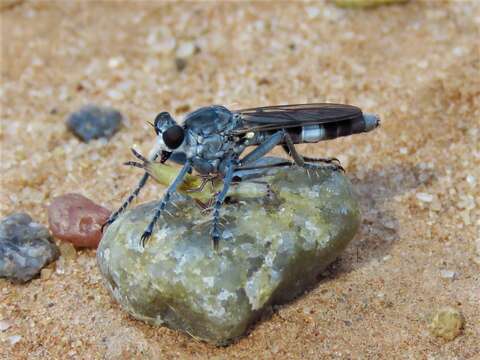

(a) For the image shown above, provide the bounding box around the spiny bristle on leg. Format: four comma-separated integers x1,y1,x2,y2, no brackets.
123,161,144,168
131,148,148,162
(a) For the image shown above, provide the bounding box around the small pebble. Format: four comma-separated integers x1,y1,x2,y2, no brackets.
175,58,188,72
416,192,434,203
440,270,457,280
66,105,123,142
175,41,195,59
0,213,59,283
466,175,476,186
306,6,320,19
0,319,12,331
429,307,464,341
40,268,53,280
8,335,22,346
48,193,111,248
108,56,124,68
59,242,77,261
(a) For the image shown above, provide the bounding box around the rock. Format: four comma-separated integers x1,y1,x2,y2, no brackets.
40,267,53,280
66,105,123,142
175,58,188,72
0,320,12,331
0,213,59,283
8,335,22,346
48,193,111,248
55,242,78,275
440,269,457,280
174,41,198,71
176,42,196,59
0,0,23,10
59,242,77,261
97,167,360,345
429,307,464,341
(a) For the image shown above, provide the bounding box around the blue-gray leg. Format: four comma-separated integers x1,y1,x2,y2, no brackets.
140,161,192,247
283,132,343,172
240,131,284,166
239,130,342,172
281,144,344,171
211,160,235,250
102,151,162,232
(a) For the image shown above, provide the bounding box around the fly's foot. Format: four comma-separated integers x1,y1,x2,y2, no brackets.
302,156,344,172
101,217,115,233
328,163,345,172
322,157,341,165
140,230,152,248
303,162,345,174
211,230,221,252
201,206,214,216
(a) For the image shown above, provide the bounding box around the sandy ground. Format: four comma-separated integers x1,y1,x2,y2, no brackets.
1,1,479,359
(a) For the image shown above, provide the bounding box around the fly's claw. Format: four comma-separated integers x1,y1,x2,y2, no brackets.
331,163,345,173
101,218,114,233
329,157,342,166
140,230,152,248
211,232,220,252
201,206,214,216
326,157,345,172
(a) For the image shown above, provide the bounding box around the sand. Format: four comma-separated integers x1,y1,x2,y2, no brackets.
1,1,479,359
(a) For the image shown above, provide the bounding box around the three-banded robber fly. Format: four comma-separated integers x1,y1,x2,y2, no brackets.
102,103,380,249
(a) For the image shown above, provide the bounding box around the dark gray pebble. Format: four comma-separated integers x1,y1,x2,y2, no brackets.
66,105,123,142
0,213,59,283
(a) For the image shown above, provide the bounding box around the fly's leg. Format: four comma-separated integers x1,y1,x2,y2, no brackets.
140,161,191,248
210,160,235,250
185,176,209,193
283,135,344,172
239,131,284,166
281,145,343,168
101,172,150,232
101,150,164,232
186,174,220,193
239,129,342,171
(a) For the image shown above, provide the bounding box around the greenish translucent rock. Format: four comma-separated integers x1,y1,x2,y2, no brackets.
97,167,360,345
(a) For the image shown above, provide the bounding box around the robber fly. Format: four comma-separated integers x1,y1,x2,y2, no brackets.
102,103,380,249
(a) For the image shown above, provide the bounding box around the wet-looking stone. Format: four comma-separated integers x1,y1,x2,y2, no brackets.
97,166,360,345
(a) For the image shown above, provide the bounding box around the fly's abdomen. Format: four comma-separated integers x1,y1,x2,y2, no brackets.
288,113,380,143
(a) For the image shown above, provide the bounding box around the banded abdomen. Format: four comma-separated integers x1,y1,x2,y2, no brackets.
249,113,380,145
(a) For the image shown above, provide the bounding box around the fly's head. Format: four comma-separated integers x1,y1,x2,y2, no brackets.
150,112,185,156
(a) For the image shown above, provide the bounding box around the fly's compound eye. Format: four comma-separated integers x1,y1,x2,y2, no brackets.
162,125,185,149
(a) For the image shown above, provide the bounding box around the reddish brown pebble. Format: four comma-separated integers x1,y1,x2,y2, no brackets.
48,193,111,248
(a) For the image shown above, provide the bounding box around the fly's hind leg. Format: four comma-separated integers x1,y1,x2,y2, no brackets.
283,133,344,173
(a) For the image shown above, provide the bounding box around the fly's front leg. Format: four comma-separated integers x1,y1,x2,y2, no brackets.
210,160,235,250
140,161,191,248
101,151,164,232
102,172,150,232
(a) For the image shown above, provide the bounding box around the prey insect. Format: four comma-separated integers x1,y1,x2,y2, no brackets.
102,103,380,249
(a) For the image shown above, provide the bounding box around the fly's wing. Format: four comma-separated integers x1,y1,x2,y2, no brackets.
231,103,363,135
